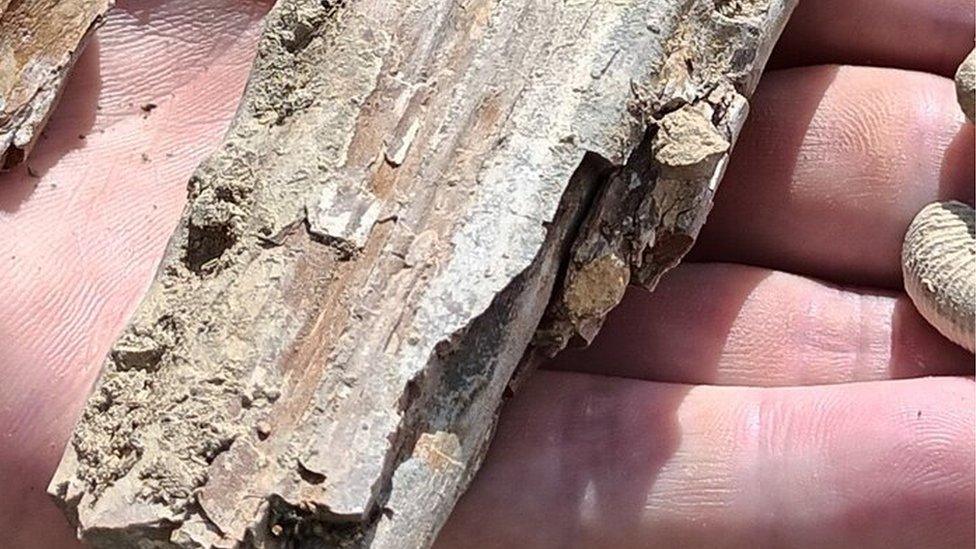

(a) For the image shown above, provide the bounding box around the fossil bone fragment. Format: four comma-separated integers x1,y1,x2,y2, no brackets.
0,0,113,169
902,201,976,353
956,48,975,123
48,0,798,547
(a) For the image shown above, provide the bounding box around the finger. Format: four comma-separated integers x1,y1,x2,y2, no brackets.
551,263,973,386
438,372,975,549
689,65,974,289
769,0,975,77
0,3,269,547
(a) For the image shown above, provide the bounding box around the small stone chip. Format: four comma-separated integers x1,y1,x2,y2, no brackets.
111,332,164,371
256,421,272,440
653,102,730,169
306,173,382,250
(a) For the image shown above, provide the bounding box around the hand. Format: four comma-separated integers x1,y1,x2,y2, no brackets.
0,1,972,548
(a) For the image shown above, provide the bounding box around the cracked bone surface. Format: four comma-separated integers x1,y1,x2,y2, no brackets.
48,0,797,547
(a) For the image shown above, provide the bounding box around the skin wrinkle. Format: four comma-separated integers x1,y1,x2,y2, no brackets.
735,392,765,540
93,0,270,125
851,288,871,382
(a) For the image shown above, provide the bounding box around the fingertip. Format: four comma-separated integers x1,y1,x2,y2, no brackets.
694,66,971,288
770,0,975,77
440,375,976,548
940,123,975,206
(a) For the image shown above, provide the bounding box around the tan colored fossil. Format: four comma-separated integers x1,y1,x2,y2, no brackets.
956,48,975,124
902,201,975,353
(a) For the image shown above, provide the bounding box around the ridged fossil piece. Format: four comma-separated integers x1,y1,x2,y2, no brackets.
902,201,976,353
956,48,975,123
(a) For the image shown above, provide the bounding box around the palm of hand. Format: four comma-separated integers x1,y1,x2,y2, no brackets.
0,1,972,548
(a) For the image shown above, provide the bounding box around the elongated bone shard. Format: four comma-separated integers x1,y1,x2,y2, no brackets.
0,0,113,168
49,1,797,547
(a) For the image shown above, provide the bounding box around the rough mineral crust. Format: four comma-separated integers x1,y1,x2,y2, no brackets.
49,0,797,547
0,0,113,168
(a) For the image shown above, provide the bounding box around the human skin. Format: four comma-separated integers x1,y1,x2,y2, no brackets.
0,1,973,548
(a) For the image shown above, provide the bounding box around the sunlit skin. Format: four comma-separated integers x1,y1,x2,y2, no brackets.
0,1,972,548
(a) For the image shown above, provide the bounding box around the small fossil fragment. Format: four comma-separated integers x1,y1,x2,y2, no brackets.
902,201,975,353
956,48,975,124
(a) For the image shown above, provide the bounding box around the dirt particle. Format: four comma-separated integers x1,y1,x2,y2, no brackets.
564,253,630,320
653,102,729,169
256,421,272,440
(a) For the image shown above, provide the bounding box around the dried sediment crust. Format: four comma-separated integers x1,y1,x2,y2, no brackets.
0,0,113,168
49,0,797,547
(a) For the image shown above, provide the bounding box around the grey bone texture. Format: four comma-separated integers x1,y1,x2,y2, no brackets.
48,0,796,547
